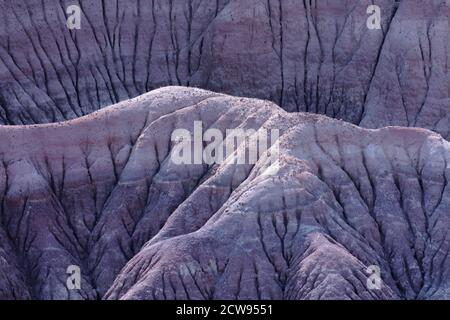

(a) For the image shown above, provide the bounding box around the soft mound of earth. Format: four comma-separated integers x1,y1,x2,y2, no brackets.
0,87,448,300
0,0,449,140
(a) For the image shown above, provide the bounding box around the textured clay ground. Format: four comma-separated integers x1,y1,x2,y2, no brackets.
0,0,449,300
0,87,449,300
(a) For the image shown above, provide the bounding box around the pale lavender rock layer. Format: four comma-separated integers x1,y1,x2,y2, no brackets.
0,87,448,300
0,0,449,140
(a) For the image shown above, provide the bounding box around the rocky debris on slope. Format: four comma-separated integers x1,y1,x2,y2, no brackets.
0,87,448,300
0,0,449,140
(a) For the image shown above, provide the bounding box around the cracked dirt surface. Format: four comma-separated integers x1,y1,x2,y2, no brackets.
0,0,449,140
0,87,448,300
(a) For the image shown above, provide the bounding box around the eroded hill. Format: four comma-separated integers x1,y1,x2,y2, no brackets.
0,0,449,140
0,87,448,300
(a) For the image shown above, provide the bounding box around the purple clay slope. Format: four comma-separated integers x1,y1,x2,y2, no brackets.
0,0,449,141
0,87,448,300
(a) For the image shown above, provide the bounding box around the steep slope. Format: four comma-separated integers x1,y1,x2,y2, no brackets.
0,87,448,300
0,0,449,140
